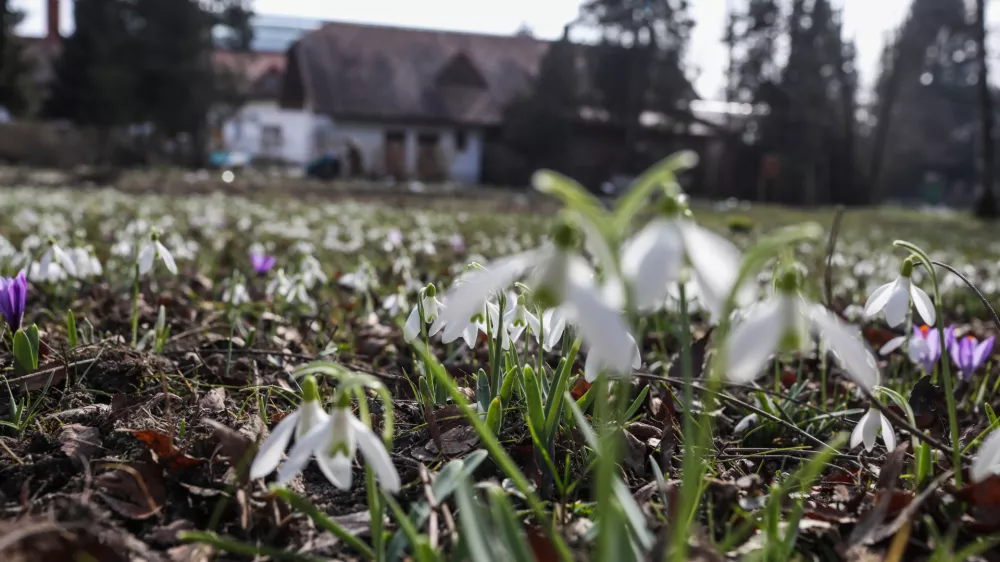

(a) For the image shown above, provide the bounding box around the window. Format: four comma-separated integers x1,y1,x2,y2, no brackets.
454,130,468,152
261,125,283,156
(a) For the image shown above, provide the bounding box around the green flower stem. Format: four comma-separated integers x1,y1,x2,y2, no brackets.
895,240,963,486
130,263,140,347
672,281,697,560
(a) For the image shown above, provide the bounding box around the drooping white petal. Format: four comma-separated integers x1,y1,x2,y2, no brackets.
850,410,870,450
880,414,896,451
403,306,422,343
138,243,156,275
725,296,786,383
439,250,543,340
542,308,567,352
525,310,540,336
909,285,936,326
156,241,177,275
349,415,401,492
809,304,879,392
861,408,881,452
863,281,893,317
971,428,1000,483
297,400,330,438
508,322,527,343
315,452,354,490
53,245,78,277
879,335,907,356
681,223,749,319
584,352,601,383
563,257,634,373
249,410,301,479
277,422,330,484
907,337,929,365
620,219,683,310
883,278,910,328
461,322,478,349
39,248,53,278
428,316,446,337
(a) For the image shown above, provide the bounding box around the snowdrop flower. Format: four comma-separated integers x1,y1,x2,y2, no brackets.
278,400,400,492
69,247,103,278
539,307,569,352
39,239,77,279
864,258,934,327
850,403,896,452
726,268,879,391
584,333,642,382
223,276,251,306
0,272,27,331
403,284,444,343
620,195,750,319
504,294,540,343
971,426,1000,483
138,232,178,276
250,376,330,480
299,255,328,288
439,219,635,375
949,330,994,381
266,268,292,298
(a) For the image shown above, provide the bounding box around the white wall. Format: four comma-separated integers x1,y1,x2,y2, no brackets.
335,121,483,183
223,102,330,165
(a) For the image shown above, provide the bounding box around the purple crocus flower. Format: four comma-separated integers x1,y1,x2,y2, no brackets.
249,252,276,276
0,272,27,331
949,331,994,381
908,325,944,374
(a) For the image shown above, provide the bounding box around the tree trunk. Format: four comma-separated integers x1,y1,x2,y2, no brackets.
975,0,998,218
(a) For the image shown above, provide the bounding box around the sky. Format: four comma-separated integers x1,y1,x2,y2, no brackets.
9,0,940,99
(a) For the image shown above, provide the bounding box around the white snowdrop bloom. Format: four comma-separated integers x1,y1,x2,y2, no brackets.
539,307,569,352
850,404,896,453
403,284,445,343
864,258,935,327
250,376,330,480
584,333,642,382
30,260,67,283
266,268,292,298
223,279,251,307
278,404,401,493
439,220,635,375
137,233,177,276
299,255,328,289
971,427,1000,483
620,196,751,319
39,240,77,279
726,270,879,391
69,247,103,278
382,292,408,317
504,295,540,343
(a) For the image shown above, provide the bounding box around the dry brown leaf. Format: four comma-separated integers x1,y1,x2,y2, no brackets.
199,387,227,413
58,424,102,465
95,461,166,520
424,426,479,456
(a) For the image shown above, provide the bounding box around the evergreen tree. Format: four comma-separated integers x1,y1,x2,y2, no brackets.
870,0,976,203
46,0,136,141
0,0,32,116
581,0,695,173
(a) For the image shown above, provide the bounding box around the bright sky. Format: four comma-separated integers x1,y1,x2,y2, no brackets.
9,0,953,99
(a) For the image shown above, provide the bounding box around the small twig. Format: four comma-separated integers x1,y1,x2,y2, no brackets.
0,437,24,465
419,465,440,549
824,206,845,307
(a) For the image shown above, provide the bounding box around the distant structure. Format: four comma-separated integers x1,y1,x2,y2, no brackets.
215,14,323,162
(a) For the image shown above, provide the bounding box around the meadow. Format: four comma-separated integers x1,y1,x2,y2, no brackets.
2,162,1000,561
